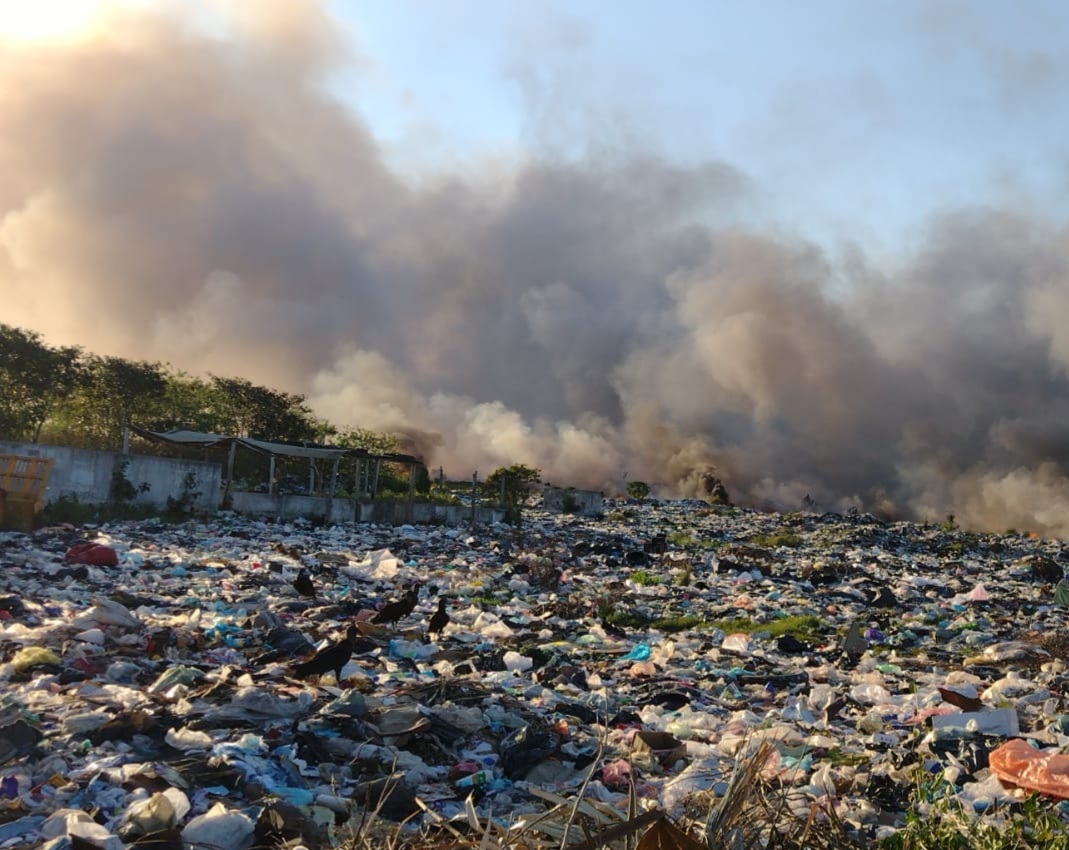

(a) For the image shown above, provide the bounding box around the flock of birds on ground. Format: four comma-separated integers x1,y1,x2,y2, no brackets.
285,568,450,684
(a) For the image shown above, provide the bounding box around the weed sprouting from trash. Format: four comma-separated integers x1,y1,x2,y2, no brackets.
747,531,803,548
108,456,150,506
651,615,702,632
710,614,825,642
876,771,1069,850
40,492,97,525
666,530,723,551
600,605,653,629
821,747,870,768
164,470,201,521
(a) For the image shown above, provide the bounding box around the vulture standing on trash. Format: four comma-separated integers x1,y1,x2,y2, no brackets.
292,568,316,598
373,586,420,626
428,597,450,638
292,625,357,682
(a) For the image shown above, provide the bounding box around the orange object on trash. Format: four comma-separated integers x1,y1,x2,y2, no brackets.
989,739,1069,800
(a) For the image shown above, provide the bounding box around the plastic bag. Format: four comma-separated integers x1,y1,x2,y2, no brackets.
65,543,118,567
989,739,1069,799
10,647,60,672
118,788,190,839
619,643,651,662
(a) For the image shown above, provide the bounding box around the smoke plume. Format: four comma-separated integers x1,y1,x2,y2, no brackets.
4,2,1069,534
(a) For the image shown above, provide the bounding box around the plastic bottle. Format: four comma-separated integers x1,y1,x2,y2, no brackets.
456,771,489,788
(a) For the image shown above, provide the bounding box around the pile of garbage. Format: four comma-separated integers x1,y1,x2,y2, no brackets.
3,501,1069,849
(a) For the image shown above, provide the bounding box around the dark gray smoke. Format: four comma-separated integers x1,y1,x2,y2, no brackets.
4,3,1069,534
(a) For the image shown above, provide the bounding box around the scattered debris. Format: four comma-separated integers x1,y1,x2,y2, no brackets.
1,501,1068,848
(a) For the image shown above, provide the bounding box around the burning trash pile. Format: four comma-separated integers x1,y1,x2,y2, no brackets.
3,501,1069,849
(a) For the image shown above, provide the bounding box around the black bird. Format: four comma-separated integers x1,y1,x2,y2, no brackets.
600,618,629,640
868,584,897,609
1028,556,1064,584
373,586,420,626
292,625,357,682
428,597,450,638
292,568,316,598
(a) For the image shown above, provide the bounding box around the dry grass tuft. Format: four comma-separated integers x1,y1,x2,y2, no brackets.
332,738,867,850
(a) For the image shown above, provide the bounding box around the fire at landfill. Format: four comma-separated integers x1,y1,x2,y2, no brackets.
4,3,1069,535
6,5,1069,844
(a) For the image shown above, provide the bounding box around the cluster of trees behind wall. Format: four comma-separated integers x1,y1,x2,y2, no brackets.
0,322,424,498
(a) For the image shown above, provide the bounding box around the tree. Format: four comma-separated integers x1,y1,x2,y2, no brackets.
209,376,317,442
86,356,168,449
485,464,542,508
38,354,166,450
334,427,402,455
334,428,418,498
626,480,651,501
413,463,431,495
142,368,219,434
0,323,82,442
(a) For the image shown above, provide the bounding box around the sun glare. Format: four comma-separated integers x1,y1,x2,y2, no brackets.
0,0,106,42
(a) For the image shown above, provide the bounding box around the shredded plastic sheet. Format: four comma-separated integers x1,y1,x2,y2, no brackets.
342,547,400,580
989,739,1069,800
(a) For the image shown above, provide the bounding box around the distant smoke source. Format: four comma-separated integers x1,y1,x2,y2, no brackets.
3,4,1069,535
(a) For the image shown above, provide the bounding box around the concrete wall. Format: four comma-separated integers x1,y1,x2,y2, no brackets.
228,493,505,526
229,492,357,524
1,441,508,526
356,500,506,526
542,485,604,516
0,442,222,513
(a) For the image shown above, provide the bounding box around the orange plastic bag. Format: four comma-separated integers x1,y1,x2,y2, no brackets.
989,739,1069,800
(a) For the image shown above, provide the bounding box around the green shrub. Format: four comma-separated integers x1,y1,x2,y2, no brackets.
41,494,96,526
651,615,701,632
710,614,824,642
880,772,1069,849
164,471,201,521
667,530,697,548
625,480,650,500
598,605,651,629
822,747,870,768
109,457,150,506
41,493,160,525
748,531,803,548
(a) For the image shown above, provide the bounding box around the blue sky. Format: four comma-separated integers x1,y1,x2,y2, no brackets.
327,0,1069,257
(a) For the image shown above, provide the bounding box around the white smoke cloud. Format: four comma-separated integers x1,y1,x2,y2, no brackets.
4,1,1069,534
